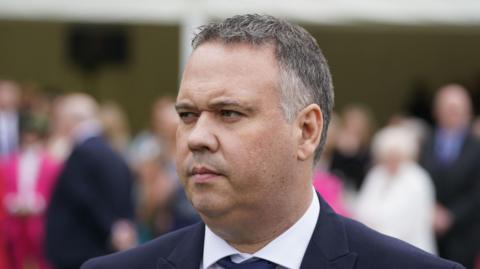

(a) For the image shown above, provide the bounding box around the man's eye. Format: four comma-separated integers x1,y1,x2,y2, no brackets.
219,110,242,119
178,112,198,123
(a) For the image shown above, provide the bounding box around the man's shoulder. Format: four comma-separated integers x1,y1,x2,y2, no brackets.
75,136,112,155
340,216,464,269
81,223,203,269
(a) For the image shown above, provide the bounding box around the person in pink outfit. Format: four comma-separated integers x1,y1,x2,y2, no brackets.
1,113,62,269
0,170,12,269
312,171,349,216
312,113,349,216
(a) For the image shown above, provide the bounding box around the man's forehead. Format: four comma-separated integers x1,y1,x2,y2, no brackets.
184,41,278,75
177,42,281,109
436,88,470,107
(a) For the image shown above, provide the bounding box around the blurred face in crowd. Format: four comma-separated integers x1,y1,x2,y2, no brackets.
49,96,70,136
434,84,471,131
373,127,417,176
0,81,20,110
151,99,178,139
379,150,404,176
56,94,99,139
155,101,179,144
20,130,41,147
335,106,371,156
175,42,305,234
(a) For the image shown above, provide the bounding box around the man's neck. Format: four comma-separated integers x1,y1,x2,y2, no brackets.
73,120,102,145
206,187,313,254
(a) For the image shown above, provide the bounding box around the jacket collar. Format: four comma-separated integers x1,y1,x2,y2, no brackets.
157,193,357,269
300,193,357,269
157,223,205,269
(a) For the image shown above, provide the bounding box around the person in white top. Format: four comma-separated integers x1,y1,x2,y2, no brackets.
355,126,437,254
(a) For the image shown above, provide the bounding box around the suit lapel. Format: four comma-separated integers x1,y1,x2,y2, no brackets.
426,132,473,182
300,193,357,269
449,133,473,168
156,194,357,269
157,223,205,269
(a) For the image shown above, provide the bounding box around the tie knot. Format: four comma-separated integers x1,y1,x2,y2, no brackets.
216,256,277,269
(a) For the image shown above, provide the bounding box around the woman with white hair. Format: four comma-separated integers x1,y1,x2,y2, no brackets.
355,126,437,254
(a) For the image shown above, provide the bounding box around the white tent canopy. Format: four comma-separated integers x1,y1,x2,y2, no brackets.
1,0,480,26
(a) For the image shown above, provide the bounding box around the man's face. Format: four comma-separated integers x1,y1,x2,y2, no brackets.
175,42,299,223
434,87,471,131
0,82,20,110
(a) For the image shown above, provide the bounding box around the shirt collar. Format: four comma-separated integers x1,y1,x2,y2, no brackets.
203,187,320,269
436,127,467,140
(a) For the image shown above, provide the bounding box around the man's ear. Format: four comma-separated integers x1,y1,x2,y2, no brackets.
296,104,323,161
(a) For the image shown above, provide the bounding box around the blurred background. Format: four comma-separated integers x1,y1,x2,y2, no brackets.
0,1,479,269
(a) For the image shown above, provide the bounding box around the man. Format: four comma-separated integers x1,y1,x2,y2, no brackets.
82,14,464,269
46,93,136,269
0,80,20,157
419,84,480,268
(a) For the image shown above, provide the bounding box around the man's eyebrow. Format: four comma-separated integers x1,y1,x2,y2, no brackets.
208,99,255,113
175,102,196,111
175,99,256,113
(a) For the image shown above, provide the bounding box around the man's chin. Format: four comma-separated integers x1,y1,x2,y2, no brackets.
191,197,230,220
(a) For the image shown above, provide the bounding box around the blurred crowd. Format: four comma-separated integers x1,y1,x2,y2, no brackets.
0,80,199,269
315,84,480,269
0,79,479,268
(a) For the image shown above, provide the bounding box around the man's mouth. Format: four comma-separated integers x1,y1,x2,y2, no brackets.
189,166,222,183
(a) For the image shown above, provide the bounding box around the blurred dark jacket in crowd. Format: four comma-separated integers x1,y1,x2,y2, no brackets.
46,135,134,269
330,149,371,190
420,84,480,268
420,130,480,268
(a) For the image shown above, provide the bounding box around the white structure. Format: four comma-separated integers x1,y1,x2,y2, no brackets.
1,0,480,25
1,0,479,74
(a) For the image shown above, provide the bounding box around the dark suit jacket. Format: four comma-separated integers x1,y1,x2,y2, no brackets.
46,136,134,269
81,194,464,269
420,132,480,228
420,131,480,266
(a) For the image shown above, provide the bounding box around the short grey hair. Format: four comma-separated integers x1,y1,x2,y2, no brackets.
192,14,334,162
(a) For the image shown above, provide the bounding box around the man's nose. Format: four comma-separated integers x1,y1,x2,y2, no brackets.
187,113,219,153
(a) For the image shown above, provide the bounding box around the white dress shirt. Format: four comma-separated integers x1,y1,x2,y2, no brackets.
201,187,320,269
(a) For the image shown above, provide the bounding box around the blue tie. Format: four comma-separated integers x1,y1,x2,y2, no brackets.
216,256,277,269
